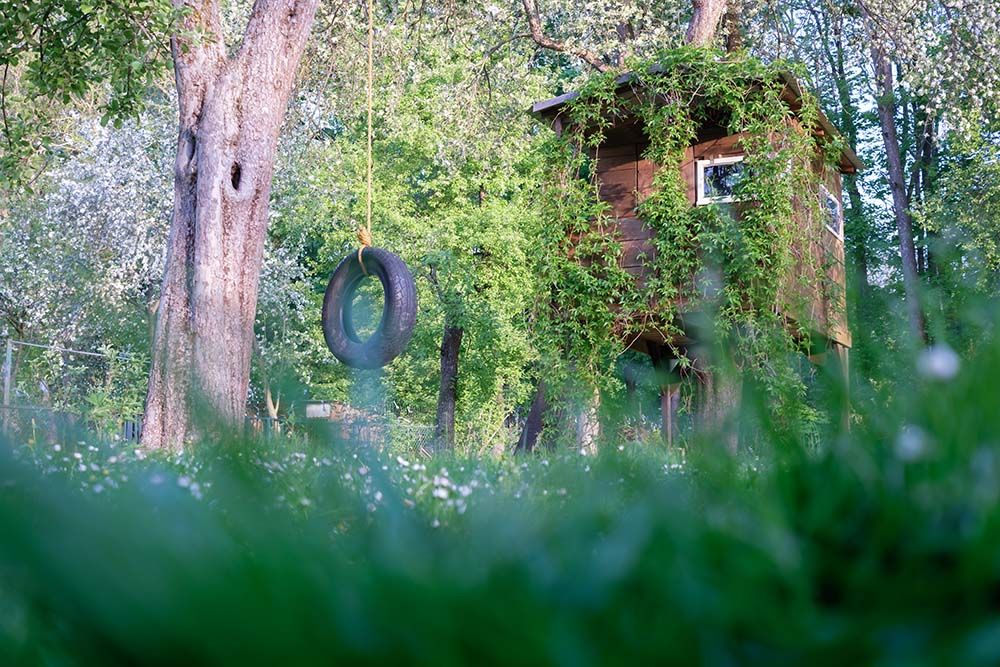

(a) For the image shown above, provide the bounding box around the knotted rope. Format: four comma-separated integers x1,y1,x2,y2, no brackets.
357,0,375,275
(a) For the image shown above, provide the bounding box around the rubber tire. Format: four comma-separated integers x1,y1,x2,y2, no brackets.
322,247,417,369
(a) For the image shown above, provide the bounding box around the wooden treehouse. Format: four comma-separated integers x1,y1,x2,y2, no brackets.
522,70,862,450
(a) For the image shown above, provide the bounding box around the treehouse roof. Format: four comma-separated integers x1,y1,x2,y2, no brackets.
532,69,864,174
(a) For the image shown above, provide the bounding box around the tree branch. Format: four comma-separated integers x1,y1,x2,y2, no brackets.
1,64,12,151
520,0,612,72
170,0,227,127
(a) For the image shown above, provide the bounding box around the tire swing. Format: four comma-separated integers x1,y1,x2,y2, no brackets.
321,0,417,369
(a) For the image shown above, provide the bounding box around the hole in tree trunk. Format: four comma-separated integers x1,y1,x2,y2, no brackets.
230,162,242,190
187,134,196,160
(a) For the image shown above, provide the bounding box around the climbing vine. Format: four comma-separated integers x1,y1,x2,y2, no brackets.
534,47,847,431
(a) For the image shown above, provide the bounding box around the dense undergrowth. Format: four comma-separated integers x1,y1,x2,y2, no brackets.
2,299,1000,665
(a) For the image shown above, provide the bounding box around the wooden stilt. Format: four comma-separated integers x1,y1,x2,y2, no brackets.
830,341,850,431
517,381,547,453
647,341,682,447
661,382,681,447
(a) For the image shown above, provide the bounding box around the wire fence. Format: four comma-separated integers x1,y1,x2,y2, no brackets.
1,339,436,450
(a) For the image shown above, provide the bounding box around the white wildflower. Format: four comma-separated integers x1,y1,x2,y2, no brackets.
896,425,929,462
917,344,960,381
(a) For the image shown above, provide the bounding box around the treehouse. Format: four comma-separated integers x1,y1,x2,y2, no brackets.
524,68,862,448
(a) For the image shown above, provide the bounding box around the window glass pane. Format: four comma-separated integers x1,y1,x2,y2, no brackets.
703,162,744,200
824,191,842,236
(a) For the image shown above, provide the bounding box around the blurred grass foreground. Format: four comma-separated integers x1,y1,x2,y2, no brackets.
4,312,1000,665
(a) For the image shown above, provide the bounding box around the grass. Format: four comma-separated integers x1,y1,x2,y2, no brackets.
3,305,1000,664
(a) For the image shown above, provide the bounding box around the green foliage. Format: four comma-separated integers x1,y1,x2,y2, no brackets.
0,0,179,189
917,133,1000,286
266,30,549,449
536,48,843,428
83,349,149,435
1,296,999,663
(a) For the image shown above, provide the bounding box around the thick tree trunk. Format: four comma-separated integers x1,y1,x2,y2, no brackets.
686,0,728,46
142,0,320,450
870,45,925,342
433,324,463,450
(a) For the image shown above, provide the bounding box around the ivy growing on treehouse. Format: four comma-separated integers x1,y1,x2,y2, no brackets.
533,47,847,431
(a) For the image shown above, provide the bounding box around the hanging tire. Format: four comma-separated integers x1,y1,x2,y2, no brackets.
322,247,418,369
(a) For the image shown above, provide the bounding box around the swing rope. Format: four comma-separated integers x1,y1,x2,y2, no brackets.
356,0,375,274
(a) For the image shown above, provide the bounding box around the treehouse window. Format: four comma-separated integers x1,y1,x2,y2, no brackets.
696,155,746,205
821,185,843,239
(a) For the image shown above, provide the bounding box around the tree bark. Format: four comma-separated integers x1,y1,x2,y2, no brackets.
575,389,600,453
142,0,320,450
647,341,681,446
516,380,547,453
869,43,925,342
433,324,463,450
686,0,728,46
723,0,743,52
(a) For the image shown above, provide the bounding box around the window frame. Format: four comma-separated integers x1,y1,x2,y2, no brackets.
695,154,746,206
820,184,844,240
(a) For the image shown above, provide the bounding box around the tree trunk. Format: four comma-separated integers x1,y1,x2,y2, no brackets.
265,382,280,420
690,346,741,453
827,23,872,308
647,341,681,446
141,0,320,451
516,380,547,453
686,0,728,46
575,389,600,454
870,44,925,342
723,0,743,52
433,324,463,450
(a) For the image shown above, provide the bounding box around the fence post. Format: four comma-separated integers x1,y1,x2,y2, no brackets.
2,339,12,409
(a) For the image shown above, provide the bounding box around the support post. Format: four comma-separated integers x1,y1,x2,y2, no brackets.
516,381,547,453
2,339,12,409
830,341,850,432
647,341,682,447
661,383,681,447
